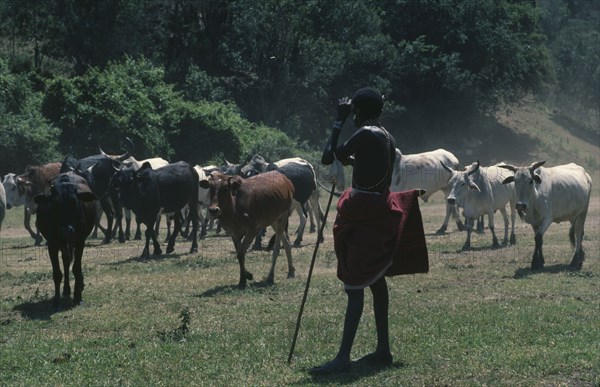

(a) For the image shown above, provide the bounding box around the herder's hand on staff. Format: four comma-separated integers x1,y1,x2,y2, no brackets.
335,97,352,127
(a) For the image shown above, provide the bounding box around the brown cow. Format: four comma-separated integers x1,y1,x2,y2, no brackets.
200,171,295,288
13,162,61,245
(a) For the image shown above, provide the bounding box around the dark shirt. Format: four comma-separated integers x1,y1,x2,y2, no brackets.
322,125,397,193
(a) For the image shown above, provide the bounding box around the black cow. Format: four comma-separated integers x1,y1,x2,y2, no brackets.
60,138,134,243
34,172,97,308
116,161,199,259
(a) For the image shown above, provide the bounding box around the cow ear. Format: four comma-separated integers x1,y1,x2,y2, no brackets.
77,191,97,202
468,180,481,192
229,177,242,192
199,180,210,189
140,161,152,170
533,175,541,184
34,194,49,205
502,176,514,185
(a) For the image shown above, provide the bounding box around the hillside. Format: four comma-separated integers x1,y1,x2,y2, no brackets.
391,101,599,183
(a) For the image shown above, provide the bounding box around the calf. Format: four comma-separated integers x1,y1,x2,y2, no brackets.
500,162,592,270
34,172,97,308
117,161,199,259
443,161,517,250
200,171,295,288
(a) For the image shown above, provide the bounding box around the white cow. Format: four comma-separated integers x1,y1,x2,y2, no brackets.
500,161,592,270
2,173,41,243
391,148,466,234
443,161,517,250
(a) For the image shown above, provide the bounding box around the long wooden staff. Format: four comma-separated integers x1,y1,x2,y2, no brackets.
288,182,337,363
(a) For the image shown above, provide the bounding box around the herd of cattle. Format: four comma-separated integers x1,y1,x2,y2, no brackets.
0,139,593,308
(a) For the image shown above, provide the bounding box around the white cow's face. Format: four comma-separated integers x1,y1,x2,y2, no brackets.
504,168,541,217
446,171,480,207
2,173,27,209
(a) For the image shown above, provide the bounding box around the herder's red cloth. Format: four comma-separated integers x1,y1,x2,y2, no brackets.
333,188,429,288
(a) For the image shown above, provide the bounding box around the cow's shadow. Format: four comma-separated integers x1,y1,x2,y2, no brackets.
196,279,276,298
105,252,184,266
513,264,579,279
12,298,73,320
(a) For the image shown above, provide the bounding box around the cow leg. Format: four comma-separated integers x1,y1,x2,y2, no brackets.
267,230,294,285
188,204,199,253
60,246,73,300
112,195,126,243
235,233,256,289
509,200,517,245
252,228,265,250
532,232,544,270
166,212,185,254
310,191,324,243
436,201,453,234
24,208,43,246
91,202,103,239
488,211,500,248
198,207,207,239
123,208,132,240
569,216,586,269
461,218,473,251
100,198,114,244
476,215,485,234
307,200,317,233
452,204,466,232
499,207,509,245
72,243,85,306
134,216,142,240
48,244,62,308
294,201,307,247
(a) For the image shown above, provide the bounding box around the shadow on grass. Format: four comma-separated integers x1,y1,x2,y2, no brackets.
293,360,406,385
196,279,277,298
103,252,184,266
513,263,579,279
12,298,70,321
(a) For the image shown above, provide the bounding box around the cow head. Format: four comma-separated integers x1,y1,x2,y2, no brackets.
2,173,27,209
499,161,545,218
35,173,97,242
199,172,241,218
444,161,481,206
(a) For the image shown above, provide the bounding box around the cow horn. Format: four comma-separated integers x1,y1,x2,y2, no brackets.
498,164,518,172
116,137,135,161
440,161,454,173
529,160,545,176
467,160,480,176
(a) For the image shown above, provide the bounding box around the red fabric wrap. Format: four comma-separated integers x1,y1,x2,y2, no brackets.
333,188,429,287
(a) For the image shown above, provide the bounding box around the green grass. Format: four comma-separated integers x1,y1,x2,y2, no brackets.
1,190,598,386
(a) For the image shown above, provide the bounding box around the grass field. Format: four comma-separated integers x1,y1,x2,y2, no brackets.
1,185,598,386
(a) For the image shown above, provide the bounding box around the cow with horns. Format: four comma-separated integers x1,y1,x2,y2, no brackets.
499,161,592,270
442,160,517,250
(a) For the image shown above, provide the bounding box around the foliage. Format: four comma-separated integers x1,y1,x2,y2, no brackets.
0,60,61,175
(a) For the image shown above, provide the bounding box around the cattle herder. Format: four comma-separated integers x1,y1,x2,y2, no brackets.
310,87,429,375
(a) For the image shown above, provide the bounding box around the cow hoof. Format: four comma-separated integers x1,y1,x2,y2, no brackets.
244,271,253,280
287,270,296,279
166,246,174,254
461,244,471,251
435,227,447,235
266,277,275,286
456,223,466,232
293,240,302,247
190,247,198,253
238,282,247,290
